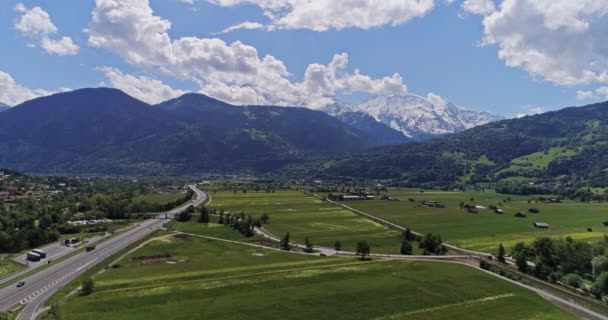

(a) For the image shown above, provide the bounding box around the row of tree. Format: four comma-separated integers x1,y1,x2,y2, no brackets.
506,236,608,298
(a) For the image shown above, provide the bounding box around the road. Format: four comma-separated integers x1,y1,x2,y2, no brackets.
0,185,206,320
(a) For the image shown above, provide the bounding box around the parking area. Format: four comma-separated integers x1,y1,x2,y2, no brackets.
12,234,106,267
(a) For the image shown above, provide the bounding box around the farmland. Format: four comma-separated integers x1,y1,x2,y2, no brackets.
206,190,404,253
55,234,574,320
336,188,608,253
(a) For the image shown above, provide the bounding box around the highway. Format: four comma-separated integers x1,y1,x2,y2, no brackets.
0,185,206,320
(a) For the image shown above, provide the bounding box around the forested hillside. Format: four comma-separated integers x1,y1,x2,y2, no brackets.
298,100,608,187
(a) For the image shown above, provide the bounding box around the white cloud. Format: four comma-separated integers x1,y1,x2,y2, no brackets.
462,0,495,15
210,0,436,32
516,106,545,118
426,92,448,108
99,67,187,104
597,87,608,99
0,70,53,105
14,4,79,56
87,0,408,107
41,37,80,56
481,0,608,86
213,21,269,34
576,90,595,100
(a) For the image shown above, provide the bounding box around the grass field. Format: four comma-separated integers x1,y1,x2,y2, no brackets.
336,189,608,253
56,234,574,320
208,190,405,254
176,221,257,242
131,193,184,205
0,259,25,278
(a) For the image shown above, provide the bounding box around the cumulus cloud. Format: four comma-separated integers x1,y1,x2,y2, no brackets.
481,0,608,86
597,87,608,99
210,0,436,32
576,90,595,100
14,4,79,56
461,0,495,15
99,67,187,104
87,0,408,107
516,106,545,118
426,92,448,108
0,70,54,105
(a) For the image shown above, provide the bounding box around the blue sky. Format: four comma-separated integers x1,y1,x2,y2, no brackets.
1,0,607,117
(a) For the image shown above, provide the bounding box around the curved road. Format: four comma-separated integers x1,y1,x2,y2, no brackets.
0,185,206,320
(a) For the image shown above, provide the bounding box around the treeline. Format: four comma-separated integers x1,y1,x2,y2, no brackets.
508,236,608,299
177,206,270,238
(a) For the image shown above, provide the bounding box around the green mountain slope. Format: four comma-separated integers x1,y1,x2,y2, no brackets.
0,89,383,175
301,100,608,186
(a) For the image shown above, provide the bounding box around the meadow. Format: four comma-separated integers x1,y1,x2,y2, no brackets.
339,189,608,253
56,235,575,320
131,192,185,205
207,190,404,253
0,258,24,278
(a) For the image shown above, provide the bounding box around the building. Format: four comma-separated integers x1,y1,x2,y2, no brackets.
529,208,540,214
534,222,549,228
494,209,504,214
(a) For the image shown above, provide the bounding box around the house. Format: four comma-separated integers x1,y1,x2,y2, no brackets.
529,208,540,214
494,209,504,214
514,212,527,218
467,207,479,213
533,222,549,228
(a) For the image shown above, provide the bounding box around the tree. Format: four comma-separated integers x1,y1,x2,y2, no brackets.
497,243,506,263
304,236,314,253
280,232,291,251
592,256,608,278
591,272,608,298
176,209,192,222
512,242,529,273
402,228,416,241
260,213,270,224
198,207,210,224
356,240,371,260
400,239,413,255
81,277,94,296
334,240,342,251
419,233,446,255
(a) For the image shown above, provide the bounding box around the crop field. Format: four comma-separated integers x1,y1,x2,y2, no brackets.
208,190,404,253
337,189,608,253
56,235,574,320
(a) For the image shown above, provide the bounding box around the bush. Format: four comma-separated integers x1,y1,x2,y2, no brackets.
479,259,491,270
81,277,94,296
562,273,582,288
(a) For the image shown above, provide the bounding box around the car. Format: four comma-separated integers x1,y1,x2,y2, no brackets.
16,281,25,288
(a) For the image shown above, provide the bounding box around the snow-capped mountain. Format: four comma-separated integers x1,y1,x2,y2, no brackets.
321,102,409,145
325,94,503,141
0,103,9,112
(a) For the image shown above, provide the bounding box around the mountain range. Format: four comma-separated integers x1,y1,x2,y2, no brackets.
322,93,503,141
0,103,9,112
0,88,392,175
298,100,608,187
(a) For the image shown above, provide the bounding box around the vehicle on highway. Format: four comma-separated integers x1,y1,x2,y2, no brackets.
16,281,25,288
86,245,96,252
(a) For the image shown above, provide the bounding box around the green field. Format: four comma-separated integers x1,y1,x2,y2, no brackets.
0,258,25,278
208,190,404,253
338,189,608,253
56,235,574,320
131,193,185,205
176,221,256,242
